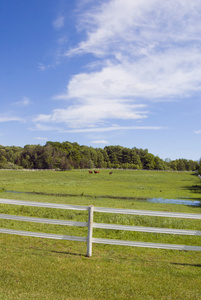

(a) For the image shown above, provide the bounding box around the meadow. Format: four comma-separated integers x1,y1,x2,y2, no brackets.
0,169,201,299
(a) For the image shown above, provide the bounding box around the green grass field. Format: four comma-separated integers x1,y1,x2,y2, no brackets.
0,169,201,299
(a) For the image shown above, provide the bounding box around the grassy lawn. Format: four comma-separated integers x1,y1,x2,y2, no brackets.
0,169,201,200
0,169,201,299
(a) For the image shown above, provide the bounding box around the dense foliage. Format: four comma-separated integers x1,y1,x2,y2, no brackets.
0,141,199,171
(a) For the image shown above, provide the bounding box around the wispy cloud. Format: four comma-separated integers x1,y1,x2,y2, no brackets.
91,139,109,144
34,137,48,141
53,15,65,29
194,130,201,134
34,0,201,133
37,63,52,71
31,123,62,132
0,114,23,122
67,0,201,99
34,102,148,129
15,97,32,106
71,0,201,58
59,125,164,133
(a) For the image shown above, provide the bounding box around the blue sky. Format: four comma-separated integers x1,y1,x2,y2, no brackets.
1,0,201,161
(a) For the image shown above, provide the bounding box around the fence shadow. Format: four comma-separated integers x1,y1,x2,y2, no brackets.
31,246,86,257
51,250,85,257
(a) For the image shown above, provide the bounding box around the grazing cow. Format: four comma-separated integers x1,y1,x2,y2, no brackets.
94,170,100,174
89,170,93,174
109,171,113,175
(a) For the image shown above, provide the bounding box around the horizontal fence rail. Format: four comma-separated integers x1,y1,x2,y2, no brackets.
94,206,201,219
0,213,88,227
0,214,200,236
0,228,87,242
92,238,201,252
0,198,201,256
0,198,88,211
93,223,201,236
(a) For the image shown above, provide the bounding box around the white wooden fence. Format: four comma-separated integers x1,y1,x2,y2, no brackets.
0,198,201,256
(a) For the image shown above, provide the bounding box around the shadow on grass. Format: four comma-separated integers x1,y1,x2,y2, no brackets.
171,262,201,268
51,250,85,257
27,245,86,257
183,185,201,207
183,176,201,207
5,190,145,200
187,185,201,193
186,172,201,194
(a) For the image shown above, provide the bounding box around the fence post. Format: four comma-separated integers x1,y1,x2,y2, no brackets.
87,205,94,257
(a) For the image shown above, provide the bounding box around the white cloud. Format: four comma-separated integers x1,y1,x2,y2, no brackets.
0,114,23,122
37,63,52,71
34,137,48,141
53,16,65,29
35,101,148,129
35,0,201,132
66,0,201,99
15,97,32,106
67,49,201,101
32,123,62,132
71,0,201,57
60,125,164,133
91,140,109,144
194,130,201,134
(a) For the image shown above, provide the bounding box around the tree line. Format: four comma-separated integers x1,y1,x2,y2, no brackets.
0,141,200,172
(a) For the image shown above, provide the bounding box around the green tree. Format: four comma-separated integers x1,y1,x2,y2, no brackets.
198,159,201,175
141,152,155,169
96,149,104,168
130,150,142,169
154,156,166,170
88,159,94,169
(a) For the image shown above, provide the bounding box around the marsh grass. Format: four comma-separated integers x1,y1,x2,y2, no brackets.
0,169,201,299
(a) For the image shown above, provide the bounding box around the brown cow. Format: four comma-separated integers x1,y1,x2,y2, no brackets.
94,170,100,174
89,170,93,174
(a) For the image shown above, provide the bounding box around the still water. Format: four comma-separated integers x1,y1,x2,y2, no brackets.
147,198,201,206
